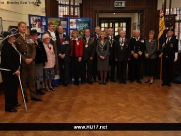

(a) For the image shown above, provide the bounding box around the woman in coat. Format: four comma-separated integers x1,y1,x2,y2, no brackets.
0,28,21,112
96,31,110,85
144,30,157,84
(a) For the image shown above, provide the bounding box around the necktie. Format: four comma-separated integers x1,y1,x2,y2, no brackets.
60,35,63,44
122,38,124,43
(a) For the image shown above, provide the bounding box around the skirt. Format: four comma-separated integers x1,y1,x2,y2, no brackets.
97,56,109,71
44,67,55,80
35,63,44,90
144,59,157,76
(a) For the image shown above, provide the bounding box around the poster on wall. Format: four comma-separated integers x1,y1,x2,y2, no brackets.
60,18,69,35
47,17,60,29
29,15,42,38
76,18,91,38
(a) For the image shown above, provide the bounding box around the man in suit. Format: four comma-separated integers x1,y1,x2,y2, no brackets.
81,29,95,84
92,26,101,82
15,22,42,102
115,30,130,84
44,22,59,87
130,29,145,84
108,28,116,82
162,29,178,87
56,25,70,87
128,30,136,80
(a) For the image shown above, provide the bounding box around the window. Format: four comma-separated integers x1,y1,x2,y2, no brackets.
166,8,181,51
58,1,80,17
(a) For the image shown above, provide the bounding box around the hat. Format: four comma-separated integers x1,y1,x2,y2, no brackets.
30,29,40,36
42,33,51,40
1,28,18,42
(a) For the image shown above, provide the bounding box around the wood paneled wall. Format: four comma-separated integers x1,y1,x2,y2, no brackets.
82,0,159,38
45,0,58,17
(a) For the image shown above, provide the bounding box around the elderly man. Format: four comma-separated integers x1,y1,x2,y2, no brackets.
92,26,101,82
130,30,145,84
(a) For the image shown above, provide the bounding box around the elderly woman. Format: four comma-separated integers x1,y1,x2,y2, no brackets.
42,34,55,91
0,28,21,112
30,29,47,94
144,30,157,84
69,30,83,86
96,31,110,85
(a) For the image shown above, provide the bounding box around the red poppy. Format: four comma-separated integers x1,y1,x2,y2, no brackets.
48,46,51,50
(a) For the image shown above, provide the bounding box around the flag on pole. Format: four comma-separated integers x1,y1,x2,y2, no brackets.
158,2,166,57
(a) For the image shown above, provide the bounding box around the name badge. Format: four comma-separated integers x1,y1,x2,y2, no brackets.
63,41,69,44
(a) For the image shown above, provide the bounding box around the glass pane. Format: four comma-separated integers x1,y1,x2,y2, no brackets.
115,32,118,36
115,27,118,31
123,28,126,31
101,28,104,31
115,23,118,27
110,23,112,27
122,23,126,27
101,23,104,27
105,23,108,27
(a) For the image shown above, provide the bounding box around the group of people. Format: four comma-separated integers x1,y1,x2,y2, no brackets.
0,21,178,112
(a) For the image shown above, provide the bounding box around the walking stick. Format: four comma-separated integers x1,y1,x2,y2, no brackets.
18,75,28,112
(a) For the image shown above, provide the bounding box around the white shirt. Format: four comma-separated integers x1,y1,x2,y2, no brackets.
48,30,56,41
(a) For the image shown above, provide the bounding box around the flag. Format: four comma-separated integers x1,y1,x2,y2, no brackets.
157,2,166,57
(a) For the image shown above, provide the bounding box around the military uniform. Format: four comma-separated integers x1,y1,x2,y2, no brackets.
81,36,95,83
130,37,145,83
115,37,130,83
162,36,178,86
15,34,39,100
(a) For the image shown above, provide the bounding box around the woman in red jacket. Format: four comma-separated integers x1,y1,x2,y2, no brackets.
70,30,83,85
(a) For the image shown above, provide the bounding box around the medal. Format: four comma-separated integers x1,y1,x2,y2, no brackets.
85,44,88,48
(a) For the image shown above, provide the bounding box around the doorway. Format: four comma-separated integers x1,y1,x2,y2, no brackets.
99,18,131,38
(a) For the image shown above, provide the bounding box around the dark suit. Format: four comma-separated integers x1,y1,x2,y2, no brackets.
128,37,135,79
108,35,116,80
35,40,47,64
1,41,20,110
92,33,100,81
130,37,145,81
56,33,70,85
115,38,130,82
81,36,95,83
162,36,178,85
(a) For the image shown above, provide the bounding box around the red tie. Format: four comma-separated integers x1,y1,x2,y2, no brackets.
60,36,62,44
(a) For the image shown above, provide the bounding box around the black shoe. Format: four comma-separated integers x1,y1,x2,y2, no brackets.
49,87,55,91
37,90,45,95
137,80,142,84
5,109,17,112
123,81,126,84
145,80,150,83
93,79,96,82
59,82,63,85
110,79,116,82
63,84,68,87
87,81,93,84
167,83,171,87
103,81,106,85
24,97,28,103
54,84,59,87
31,97,43,101
81,80,85,84
119,80,123,84
130,80,134,83
99,81,103,85
14,104,21,107
161,83,166,86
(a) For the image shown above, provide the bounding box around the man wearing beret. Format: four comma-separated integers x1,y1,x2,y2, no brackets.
162,29,178,87
15,21,42,102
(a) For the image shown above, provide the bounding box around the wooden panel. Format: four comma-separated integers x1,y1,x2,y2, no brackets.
45,0,58,17
82,0,158,38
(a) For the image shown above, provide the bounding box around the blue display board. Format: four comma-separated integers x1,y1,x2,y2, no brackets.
28,14,92,38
